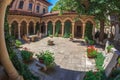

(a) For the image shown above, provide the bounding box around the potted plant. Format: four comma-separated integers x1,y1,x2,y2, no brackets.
21,50,33,63
36,50,55,69
107,45,113,53
48,39,54,45
36,53,44,63
87,46,97,58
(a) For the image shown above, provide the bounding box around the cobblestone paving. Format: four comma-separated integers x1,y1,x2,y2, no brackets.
21,37,96,80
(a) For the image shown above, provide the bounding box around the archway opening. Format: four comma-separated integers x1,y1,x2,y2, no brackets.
36,22,40,33
20,21,27,37
41,22,46,34
29,21,34,35
85,21,93,40
74,20,82,38
55,20,62,37
11,21,18,39
47,21,53,36
64,20,72,38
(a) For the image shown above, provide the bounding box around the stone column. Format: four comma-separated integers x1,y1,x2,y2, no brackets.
0,0,23,80
82,23,86,38
62,22,64,37
18,23,21,39
34,24,36,34
9,24,12,35
27,23,29,36
72,22,75,38
53,22,55,36
45,23,48,35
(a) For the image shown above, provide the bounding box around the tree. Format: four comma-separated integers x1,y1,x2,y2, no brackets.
52,0,120,42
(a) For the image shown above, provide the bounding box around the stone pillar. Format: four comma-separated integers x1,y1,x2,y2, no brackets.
27,23,29,36
34,24,36,34
18,23,21,39
45,23,48,35
62,22,64,37
72,22,75,38
53,22,55,36
9,24,11,36
0,0,24,80
82,23,86,38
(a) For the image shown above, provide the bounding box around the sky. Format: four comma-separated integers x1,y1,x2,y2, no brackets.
47,0,58,12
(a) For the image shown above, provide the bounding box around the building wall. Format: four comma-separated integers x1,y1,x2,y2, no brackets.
10,0,49,14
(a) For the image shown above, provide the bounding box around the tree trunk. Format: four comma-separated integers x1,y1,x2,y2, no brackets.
0,0,23,80
99,20,105,42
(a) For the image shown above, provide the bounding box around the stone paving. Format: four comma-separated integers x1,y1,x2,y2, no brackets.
21,37,96,80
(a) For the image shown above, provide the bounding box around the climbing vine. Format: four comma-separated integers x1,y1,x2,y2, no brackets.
55,21,62,37
85,22,93,40
47,21,53,36
64,21,72,38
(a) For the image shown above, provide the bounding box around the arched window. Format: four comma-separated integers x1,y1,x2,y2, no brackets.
43,8,46,14
36,5,40,13
18,1,24,9
28,3,33,11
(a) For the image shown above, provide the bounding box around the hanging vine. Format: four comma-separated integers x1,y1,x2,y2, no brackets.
55,21,62,37
47,21,53,36
64,21,72,38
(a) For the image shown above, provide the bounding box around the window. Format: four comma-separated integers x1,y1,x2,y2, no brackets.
43,8,46,14
28,3,33,11
18,1,24,9
36,5,40,13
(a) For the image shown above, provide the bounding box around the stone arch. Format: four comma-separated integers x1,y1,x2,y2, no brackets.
46,19,53,23
54,18,62,23
11,21,18,38
28,19,35,24
20,18,28,24
29,21,34,35
20,21,27,37
63,18,73,23
64,20,72,38
47,21,53,35
84,18,95,25
10,19,19,24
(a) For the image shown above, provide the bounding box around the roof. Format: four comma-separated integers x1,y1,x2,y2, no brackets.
9,10,42,17
37,0,52,6
42,11,77,17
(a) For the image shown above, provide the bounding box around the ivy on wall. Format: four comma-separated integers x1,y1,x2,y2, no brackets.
64,21,72,38
85,22,93,40
55,21,62,37
47,21,53,36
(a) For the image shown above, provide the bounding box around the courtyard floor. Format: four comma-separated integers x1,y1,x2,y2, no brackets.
21,37,97,80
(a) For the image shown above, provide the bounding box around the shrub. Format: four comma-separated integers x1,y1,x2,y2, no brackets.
118,58,120,64
95,52,105,71
36,50,54,66
84,71,105,80
107,45,114,52
87,46,97,58
15,40,22,47
21,50,33,62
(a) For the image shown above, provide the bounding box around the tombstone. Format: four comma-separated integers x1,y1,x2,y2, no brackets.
103,48,119,77
105,40,110,53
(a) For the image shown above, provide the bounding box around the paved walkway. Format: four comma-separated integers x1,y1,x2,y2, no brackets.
21,37,96,80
